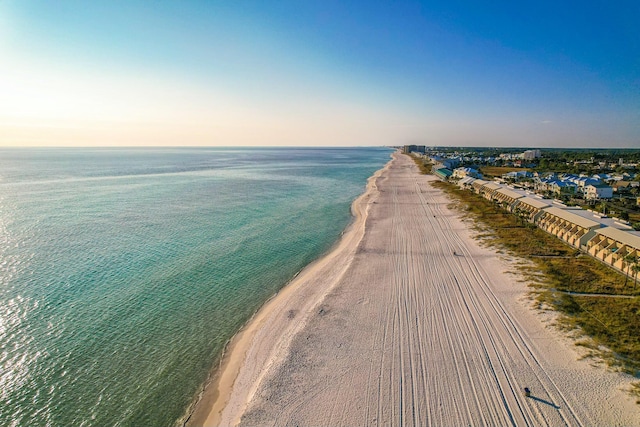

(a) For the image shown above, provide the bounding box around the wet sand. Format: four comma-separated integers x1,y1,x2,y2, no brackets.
189,152,639,426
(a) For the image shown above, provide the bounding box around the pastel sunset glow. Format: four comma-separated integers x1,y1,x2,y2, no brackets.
1,1,638,147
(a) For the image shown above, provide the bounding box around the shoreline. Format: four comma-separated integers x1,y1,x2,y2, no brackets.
188,152,639,426
185,155,393,427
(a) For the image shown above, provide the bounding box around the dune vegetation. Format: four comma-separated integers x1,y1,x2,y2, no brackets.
409,155,640,389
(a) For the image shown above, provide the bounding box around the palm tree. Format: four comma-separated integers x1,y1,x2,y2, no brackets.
623,252,636,289
516,207,530,226
599,200,607,216
631,257,640,292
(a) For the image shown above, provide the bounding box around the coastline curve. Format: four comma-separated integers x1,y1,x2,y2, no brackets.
185,153,394,427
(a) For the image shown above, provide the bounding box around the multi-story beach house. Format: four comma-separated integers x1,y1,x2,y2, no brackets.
585,183,614,200
452,167,483,179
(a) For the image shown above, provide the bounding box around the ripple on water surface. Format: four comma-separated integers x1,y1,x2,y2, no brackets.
0,147,391,426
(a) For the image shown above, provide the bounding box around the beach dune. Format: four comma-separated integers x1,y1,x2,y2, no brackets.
190,152,638,426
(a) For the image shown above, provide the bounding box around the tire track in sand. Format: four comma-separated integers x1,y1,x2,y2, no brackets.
225,153,636,427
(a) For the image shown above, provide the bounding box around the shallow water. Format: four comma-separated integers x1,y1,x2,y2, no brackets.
0,147,391,427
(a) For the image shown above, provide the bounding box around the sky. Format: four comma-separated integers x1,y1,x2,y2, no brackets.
0,0,638,147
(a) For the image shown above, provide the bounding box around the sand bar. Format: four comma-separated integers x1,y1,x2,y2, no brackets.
190,152,639,426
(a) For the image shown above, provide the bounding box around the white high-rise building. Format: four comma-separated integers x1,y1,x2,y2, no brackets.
522,149,541,160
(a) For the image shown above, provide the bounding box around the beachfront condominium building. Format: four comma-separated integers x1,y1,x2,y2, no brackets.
522,150,541,160
536,207,602,249
403,145,426,154
587,227,640,277
492,188,525,211
479,182,502,201
513,197,551,223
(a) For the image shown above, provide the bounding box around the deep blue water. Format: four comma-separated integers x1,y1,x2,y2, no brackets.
0,147,391,427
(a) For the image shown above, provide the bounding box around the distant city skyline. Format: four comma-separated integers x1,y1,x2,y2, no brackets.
1,1,638,148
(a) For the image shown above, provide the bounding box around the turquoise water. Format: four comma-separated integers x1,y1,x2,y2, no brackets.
0,147,391,427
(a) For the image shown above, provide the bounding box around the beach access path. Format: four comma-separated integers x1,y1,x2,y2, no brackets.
191,152,638,426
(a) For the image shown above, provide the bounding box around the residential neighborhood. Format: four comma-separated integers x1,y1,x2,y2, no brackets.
404,145,640,214
404,145,640,280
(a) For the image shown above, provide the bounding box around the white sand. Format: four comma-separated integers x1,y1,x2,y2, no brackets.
191,152,639,427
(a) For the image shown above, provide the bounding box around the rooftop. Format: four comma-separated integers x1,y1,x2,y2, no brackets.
495,188,524,200
516,197,551,210
542,207,602,229
594,227,640,250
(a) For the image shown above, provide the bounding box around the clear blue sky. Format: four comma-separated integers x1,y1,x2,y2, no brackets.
1,0,638,147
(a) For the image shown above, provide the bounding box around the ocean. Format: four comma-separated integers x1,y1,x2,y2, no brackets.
0,147,391,427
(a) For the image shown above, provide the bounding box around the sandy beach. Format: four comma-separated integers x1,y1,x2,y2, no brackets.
189,152,639,426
